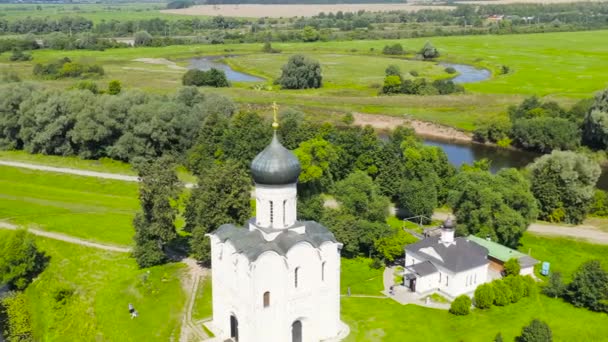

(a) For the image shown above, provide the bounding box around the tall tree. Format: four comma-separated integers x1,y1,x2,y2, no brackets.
565,260,608,312
222,111,272,170
448,168,537,247
294,137,339,194
132,156,181,268
528,151,600,224
277,54,322,89
331,170,389,223
186,161,251,265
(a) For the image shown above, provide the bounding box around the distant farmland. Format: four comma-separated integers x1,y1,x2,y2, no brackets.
161,4,455,18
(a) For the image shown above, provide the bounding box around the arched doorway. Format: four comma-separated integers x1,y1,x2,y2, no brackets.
230,315,239,341
291,320,302,342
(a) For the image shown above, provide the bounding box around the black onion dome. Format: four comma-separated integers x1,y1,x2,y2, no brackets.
443,217,456,229
251,132,301,185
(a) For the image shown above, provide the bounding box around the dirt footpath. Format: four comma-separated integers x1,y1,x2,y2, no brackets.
353,112,472,142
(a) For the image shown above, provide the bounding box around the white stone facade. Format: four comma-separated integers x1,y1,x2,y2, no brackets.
208,235,342,342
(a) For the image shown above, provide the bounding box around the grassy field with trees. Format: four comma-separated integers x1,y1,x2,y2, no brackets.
2,30,607,130
0,230,187,341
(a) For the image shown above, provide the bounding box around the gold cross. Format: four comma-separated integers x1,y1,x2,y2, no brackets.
272,102,279,129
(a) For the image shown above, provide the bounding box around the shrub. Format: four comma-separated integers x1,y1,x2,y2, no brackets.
33,58,104,79
9,49,32,62
409,70,419,77
565,259,608,312
261,41,280,53
590,189,608,217
505,275,525,303
501,65,511,74
523,275,537,297
474,283,495,309
383,43,405,55
496,137,512,148
182,68,230,88
134,30,153,47
382,75,402,95
0,230,47,290
517,319,552,342
385,64,401,77
277,54,322,89
0,291,33,341
504,258,521,276
73,80,99,94
432,79,464,95
473,117,511,143
444,66,456,74
493,279,512,306
449,295,472,315
108,80,122,95
420,41,439,59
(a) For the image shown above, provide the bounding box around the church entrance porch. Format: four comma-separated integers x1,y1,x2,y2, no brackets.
230,315,239,341
291,320,302,342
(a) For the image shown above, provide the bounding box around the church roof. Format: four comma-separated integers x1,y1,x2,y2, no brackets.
408,261,438,277
405,236,488,273
209,221,337,262
250,132,301,185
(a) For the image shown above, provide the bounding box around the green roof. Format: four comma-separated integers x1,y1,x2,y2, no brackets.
466,235,526,262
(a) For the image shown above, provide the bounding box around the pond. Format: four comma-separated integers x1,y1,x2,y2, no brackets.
189,57,264,82
423,136,608,191
441,63,491,84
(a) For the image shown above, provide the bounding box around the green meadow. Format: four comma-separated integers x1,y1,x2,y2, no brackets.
3,30,607,130
0,165,139,246
341,294,608,342
0,230,187,341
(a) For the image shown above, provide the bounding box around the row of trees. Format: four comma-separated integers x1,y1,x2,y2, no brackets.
182,68,230,88
475,89,608,154
33,57,105,79
0,84,235,162
382,64,464,96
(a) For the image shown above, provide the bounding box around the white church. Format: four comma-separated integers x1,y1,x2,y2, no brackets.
206,117,347,342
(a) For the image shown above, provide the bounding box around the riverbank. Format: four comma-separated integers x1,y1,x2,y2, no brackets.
353,112,472,142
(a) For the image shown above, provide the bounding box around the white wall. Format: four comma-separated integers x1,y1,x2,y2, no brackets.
209,236,342,342
254,183,297,229
520,266,535,276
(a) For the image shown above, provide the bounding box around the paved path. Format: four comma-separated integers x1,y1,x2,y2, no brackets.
0,222,131,253
527,223,608,245
0,160,195,188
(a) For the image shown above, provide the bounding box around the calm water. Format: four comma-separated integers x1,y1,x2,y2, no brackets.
441,63,491,84
423,137,608,191
189,57,264,82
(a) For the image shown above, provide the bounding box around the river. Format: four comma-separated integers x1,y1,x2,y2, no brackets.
423,137,608,191
189,57,264,82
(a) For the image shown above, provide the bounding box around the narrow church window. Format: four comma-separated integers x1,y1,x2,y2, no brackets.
270,201,274,225
446,276,449,287
283,199,287,227
322,262,326,281
295,267,300,288
474,273,477,284
263,291,270,308
439,273,442,283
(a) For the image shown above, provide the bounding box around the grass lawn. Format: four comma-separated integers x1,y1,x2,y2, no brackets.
10,232,188,341
3,30,608,130
341,294,608,342
0,165,139,246
192,276,213,322
0,150,197,183
340,257,384,295
519,233,608,282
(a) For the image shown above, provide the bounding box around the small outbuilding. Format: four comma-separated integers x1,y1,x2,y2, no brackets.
465,235,538,276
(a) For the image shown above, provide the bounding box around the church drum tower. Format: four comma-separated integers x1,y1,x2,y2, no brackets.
206,107,346,342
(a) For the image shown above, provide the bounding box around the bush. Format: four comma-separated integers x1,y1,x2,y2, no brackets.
0,230,47,290
108,80,122,95
0,291,33,342
383,43,405,55
444,66,457,74
493,279,512,306
565,259,608,312
134,30,153,47
504,258,521,276
73,80,99,94
385,64,401,77
432,79,464,95
262,41,280,53
474,283,495,309
505,275,525,303
473,117,511,143
511,117,580,153
182,68,230,88
420,41,439,59
33,57,104,79
449,295,472,315
517,319,552,342
590,189,608,217
9,49,32,62
382,75,402,95
409,70,419,77
501,65,511,74
523,275,537,297
277,54,322,89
